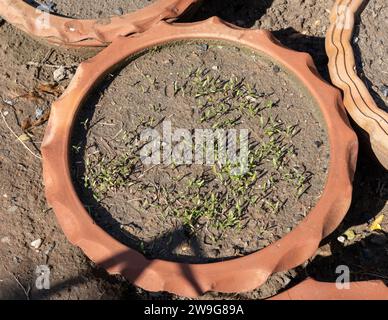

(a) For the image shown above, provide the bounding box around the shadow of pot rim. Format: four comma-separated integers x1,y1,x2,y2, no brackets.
41,17,358,297
0,0,201,46
269,278,388,300
326,0,388,169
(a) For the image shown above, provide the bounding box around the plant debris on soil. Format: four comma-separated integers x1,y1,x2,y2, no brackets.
71,41,329,264
355,0,388,112
25,0,156,19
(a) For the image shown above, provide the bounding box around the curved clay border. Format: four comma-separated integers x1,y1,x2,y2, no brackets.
41,18,358,297
0,0,200,46
270,278,388,300
326,0,388,169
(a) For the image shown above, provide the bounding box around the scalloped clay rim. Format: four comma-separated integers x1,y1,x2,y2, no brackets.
41,18,358,297
326,0,388,169
270,278,388,300
0,0,200,46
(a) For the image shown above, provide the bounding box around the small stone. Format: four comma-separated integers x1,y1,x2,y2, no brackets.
199,44,208,52
273,65,281,73
353,37,359,44
2,110,8,116
380,85,388,98
212,65,219,71
35,107,44,119
30,238,42,249
3,98,14,106
44,242,56,255
114,7,124,15
53,66,67,82
337,235,346,243
7,206,18,213
1,237,11,244
314,140,324,148
13,256,21,264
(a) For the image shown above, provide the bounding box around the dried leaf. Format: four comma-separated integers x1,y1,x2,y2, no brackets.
21,110,50,131
21,117,32,131
344,229,356,240
37,83,64,97
18,133,31,142
32,110,50,127
370,214,384,232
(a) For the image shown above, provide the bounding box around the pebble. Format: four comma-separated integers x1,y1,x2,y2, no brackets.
380,85,388,98
44,242,56,255
30,238,43,249
273,65,281,73
114,7,124,15
3,98,14,106
35,107,44,119
53,66,67,82
337,235,346,243
13,256,21,264
199,44,209,52
1,237,11,244
7,206,18,213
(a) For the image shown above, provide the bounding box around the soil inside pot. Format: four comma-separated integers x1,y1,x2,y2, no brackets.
25,0,156,19
355,0,388,111
71,41,329,264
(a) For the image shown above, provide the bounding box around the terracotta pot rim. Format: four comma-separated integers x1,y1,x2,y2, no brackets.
0,0,200,46
41,18,358,297
270,278,388,300
326,0,388,169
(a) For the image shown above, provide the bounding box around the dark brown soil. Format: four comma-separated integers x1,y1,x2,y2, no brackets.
71,41,329,264
0,0,386,301
355,0,388,111
25,0,156,19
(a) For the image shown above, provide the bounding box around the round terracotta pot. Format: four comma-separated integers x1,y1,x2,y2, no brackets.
0,0,201,46
41,18,358,297
270,278,388,300
326,0,388,169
